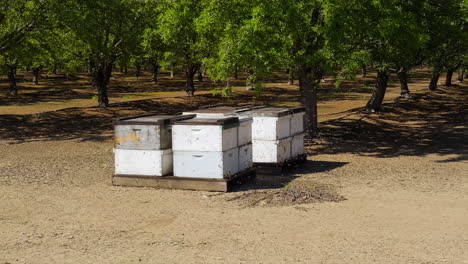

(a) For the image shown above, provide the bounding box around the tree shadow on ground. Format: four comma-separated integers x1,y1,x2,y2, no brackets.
313,85,467,162
0,93,275,143
0,89,95,106
230,160,349,192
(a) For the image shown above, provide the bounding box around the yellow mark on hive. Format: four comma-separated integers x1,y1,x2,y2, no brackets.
115,132,141,144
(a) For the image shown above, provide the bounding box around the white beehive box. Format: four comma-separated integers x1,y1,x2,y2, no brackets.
251,108,292,140
114,114,195,150
252,137,292,163
183,107,254,147
290,107,306,135
238,117,253,146
239,144,253,171
114,149,173,176
173,148,239,179
172,117,239,152
291,133,305,157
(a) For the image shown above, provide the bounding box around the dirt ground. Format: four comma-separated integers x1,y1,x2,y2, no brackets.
0,70,467,263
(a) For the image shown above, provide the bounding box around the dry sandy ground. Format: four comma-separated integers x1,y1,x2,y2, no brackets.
0,76,467,263
1,142,466,264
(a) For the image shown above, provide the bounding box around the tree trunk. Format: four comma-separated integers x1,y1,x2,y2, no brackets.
198,70,203,82
288,67,294,85
234,64,238,79
94,63,113,107
366,70,388,112
429,70,440,91
457,68,464,82
246,70,254,90
170,64,175,78
151,63,160,84
445,70,454,86
135,63,141,79
397,68,411,98
362,64,367,77
7,65,18,97
185,65,198,96
32,67,40,85
88,60,95,76
298,64,322,138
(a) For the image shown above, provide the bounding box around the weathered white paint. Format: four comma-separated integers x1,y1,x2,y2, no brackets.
173,148,239,179
291,133,305,157
252,115,291,140
252,138,292,163
172,125,238,152
114,124,171,150
238,118,253,146
290,112,305,135
238,144,253,171
114,148,173,176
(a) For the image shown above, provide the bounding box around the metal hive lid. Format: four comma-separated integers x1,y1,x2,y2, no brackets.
114,114,195,126
251,107,292,117
172,116,240,126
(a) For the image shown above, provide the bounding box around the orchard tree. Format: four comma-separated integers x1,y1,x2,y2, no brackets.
1,0,53,96
158,0,217,96
423,0,467,90
203,0,285,91
58,0,148,107
327,0,427,112
0,48,21,96
279,0,329,136
0,0,51,54
205,0,329,137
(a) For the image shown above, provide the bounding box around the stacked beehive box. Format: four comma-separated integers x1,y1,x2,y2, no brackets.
113,114,193,176
172,117,248,179
180,107,256,177
242,107,306,164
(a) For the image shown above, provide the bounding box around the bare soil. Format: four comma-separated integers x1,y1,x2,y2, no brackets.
0,70,467,263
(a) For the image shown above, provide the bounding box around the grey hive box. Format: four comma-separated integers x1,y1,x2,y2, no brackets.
114,114,195,150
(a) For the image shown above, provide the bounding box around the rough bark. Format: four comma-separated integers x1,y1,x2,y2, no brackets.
234,64,238,79
151,63,160,84
197,70,203,82
88,60,95,76
135,63,141,79
7,65,18,97
445,70,454,86
288,67,294,85
457,68,465,82
185,64,199,96
365,70,388,112
246,70,254,90
170,64,175,78
298,64,323,138
397,68,411,98
94,63,113,107
32,67,40,85
429,70,440,91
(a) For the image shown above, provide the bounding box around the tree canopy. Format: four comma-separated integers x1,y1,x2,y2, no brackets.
1,0,466,136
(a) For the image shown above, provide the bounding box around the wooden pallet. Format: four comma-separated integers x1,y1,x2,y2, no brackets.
255,154,307,176
112,168,256,192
